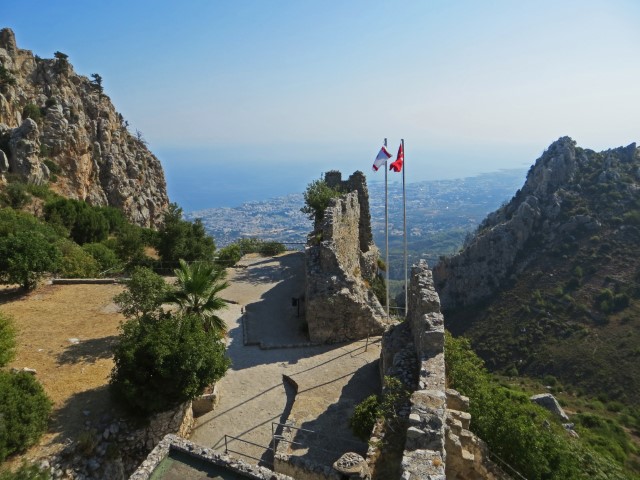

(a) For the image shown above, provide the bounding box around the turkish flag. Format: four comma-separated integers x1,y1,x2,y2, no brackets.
389,142,404,172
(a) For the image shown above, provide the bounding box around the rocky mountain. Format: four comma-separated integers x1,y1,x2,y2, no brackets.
0,28,168,227
434,137,640,402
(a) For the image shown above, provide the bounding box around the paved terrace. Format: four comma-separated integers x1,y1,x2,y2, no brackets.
190,252,381,468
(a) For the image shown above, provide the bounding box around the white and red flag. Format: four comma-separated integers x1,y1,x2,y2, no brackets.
389,142,404,172
372,145,392,171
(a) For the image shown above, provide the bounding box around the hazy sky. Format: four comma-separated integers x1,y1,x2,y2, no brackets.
4,1,640,206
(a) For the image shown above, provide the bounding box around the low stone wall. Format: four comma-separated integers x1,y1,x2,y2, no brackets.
130,434,295,480
401,261,447,480
52,278,126,284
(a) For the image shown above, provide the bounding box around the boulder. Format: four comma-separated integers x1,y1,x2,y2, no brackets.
530,393,569,421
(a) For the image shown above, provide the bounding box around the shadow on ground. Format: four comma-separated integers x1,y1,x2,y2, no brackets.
0,285,30,304
233,253,304,287
289,360,381,467
48,385,115,446
56,336,119,365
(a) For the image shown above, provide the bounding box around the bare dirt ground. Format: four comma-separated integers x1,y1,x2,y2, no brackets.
1,252,382,474
1,282,126,463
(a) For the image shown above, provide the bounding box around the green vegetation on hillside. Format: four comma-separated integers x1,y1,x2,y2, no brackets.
445,332,638,479
441,144,640,475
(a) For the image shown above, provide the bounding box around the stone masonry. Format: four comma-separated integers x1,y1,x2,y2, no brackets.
304,171,388,343
380,261,508,479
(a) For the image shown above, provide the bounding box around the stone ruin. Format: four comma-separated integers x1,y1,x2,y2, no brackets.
379,260,511,480
304,171,389,343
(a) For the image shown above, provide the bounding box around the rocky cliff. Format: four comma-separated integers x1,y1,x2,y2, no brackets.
0,28,168,227
434,137,640,402
433,136,639,310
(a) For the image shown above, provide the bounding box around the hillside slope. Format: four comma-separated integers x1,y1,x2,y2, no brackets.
0,28,168,227
434,137,640,402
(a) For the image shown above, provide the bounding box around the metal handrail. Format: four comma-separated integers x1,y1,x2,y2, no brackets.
223,434,272,466
485,449,528,480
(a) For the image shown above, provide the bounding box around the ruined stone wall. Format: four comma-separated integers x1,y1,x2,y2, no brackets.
325,171,373,253
379,261,507,480
304,172,388,344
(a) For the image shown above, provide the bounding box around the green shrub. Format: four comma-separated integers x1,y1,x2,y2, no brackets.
82,243,121,274
24,183,55,201
369,275,387,307
215,244,243,267
258,241,286,256
0,182,30,209
0,463,50,480
113,223,146,262
110,313,230,415
21,103,42,123
157,203,215,263
56,239,99,278
0,371,52,462
445,332,595,479
0,230,61,289
350,394,380,440
0,313,16,367
44,198,110,244
300,177,342,224
0,65,17,88
72,207,109,245
113,267,168,319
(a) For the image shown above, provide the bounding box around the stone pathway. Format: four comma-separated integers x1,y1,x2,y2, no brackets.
189,253,381,468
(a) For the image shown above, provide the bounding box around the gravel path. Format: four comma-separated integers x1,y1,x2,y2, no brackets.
189,253,381,468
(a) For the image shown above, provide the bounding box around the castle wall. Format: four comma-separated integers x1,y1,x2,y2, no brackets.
380,261,507,479
304,172,388,344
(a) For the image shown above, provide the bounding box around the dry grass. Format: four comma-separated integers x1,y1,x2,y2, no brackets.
0,282,126,462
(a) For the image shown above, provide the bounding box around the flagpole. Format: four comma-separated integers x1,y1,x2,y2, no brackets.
402,139,408,316
384,138,390,320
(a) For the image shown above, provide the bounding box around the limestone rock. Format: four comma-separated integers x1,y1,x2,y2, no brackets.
530,393,569,421
433,137,639,309
333,452,370,479
0,28,168,227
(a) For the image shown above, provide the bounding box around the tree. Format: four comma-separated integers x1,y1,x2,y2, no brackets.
109,313,230,415
157,203,216,263
90,73,103,94
0,231,61,289
168,260,229,335
53,51,69,74
114,267,168,319
113,223,146,262
71,206,109,244
301,177,342,224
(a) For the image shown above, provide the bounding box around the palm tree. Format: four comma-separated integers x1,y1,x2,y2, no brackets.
168,259,229,335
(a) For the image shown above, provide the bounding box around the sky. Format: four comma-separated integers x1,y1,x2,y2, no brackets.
4,1,640,209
